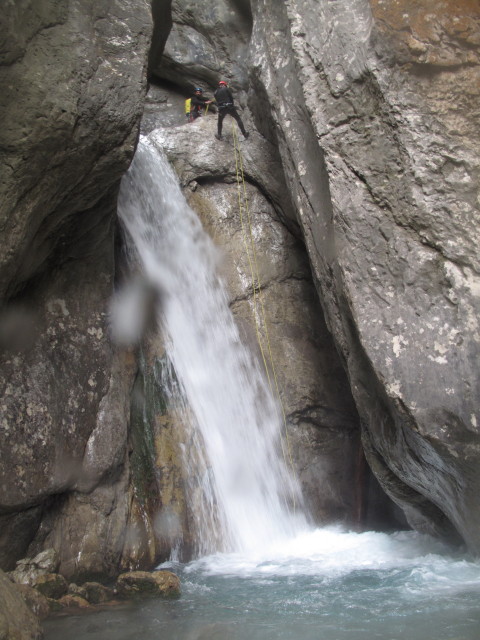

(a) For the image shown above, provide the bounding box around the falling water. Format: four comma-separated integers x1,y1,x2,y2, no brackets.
117,137,306,554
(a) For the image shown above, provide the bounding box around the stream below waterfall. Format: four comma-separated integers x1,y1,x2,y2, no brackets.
44,137,480,639
44,527,480,640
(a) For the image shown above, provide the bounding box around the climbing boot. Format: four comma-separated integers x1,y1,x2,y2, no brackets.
215,134,223,140
243,132,249,139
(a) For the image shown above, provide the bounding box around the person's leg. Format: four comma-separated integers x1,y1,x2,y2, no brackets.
217,109,226,138
230,107,248,137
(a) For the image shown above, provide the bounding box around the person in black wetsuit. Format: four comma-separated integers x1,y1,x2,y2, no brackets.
213,81,249,140
189,87,212,121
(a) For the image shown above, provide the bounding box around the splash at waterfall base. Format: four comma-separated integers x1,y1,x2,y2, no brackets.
44,527,480,640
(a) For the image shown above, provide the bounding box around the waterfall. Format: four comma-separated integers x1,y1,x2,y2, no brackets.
117,137,306,555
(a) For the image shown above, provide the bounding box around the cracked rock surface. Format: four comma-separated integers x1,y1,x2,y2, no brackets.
148,116,368,525
0,0,153,577
247,0,480,548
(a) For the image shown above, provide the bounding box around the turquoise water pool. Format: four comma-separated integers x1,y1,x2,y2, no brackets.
44,528,480,640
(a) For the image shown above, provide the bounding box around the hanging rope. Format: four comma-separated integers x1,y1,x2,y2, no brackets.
231,123,298,512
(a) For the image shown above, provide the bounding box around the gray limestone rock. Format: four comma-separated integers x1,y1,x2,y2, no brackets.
0,569,42,640
12,584,50,621
0,0,153,299
9,549,58,587
151,0,252,94
0,0,153,578
0,509,44,573
27,469,131,581
247,0,480,549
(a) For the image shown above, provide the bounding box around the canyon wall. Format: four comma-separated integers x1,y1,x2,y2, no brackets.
0,0,479,593
0,0,154,578
245,0,480,548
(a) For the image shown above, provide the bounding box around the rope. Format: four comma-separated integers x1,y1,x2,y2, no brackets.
231,123,298,512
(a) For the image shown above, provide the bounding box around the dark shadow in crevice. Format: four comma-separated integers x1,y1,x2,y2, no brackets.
148,0,173,81
231,0,253,31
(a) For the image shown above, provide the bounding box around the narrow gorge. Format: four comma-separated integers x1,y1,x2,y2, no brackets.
1,1,479,639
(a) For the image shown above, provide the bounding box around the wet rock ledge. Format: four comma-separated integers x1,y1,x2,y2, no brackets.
0,549,180,639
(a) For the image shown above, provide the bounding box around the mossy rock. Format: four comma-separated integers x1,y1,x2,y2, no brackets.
82,582,114,604
33,573,68,599
67,583,87,599
116,570,180,599
46,598,64,613
57,594,93,610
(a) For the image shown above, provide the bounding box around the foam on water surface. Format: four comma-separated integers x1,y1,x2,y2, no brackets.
181,527,480,588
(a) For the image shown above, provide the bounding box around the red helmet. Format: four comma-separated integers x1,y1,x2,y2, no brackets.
218,80,227,85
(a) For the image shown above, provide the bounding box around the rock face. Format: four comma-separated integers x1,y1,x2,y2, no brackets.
152,1,252,94
0,0,153,299
0,0,154,578
245,0,480,547
13,584,51,621
0,569,42,640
